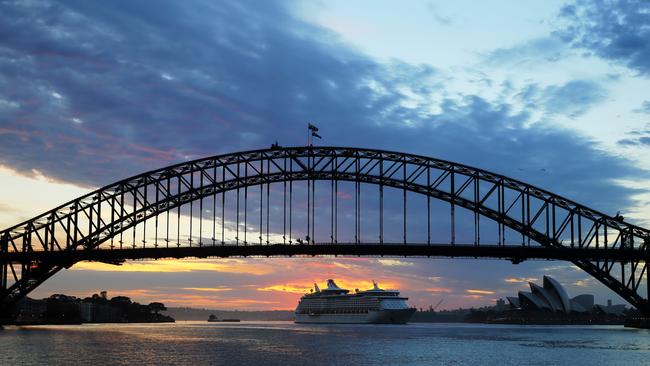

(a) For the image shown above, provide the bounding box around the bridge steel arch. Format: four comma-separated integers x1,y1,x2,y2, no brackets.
1,146,649,315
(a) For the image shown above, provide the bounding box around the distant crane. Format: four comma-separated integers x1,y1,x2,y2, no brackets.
430,298,444,312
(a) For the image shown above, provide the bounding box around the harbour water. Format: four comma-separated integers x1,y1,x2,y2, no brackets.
1,322,649,365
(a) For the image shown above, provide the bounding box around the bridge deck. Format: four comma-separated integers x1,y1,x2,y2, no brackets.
2,244,646,264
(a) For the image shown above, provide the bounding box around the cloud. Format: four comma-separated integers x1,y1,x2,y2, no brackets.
425,287,453,294
64,287,280,309
503,277,538,284
181,287,232,292
634,101,650,114
557,0,650,75
257,284,312,294
0,0,640,205
618,123,650,147
257,277,402,295
72,259,276,275
618,137,650,147
376,259,414,267
516,79,607,118
426,3,453,25
465,289,496,295
485,37,568,66
573,278,595,287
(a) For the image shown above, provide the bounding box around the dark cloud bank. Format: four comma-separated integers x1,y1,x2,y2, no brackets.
558,0,650,75
0,0,646,218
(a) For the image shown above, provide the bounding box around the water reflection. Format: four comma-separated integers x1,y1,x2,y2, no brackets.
1,322,649,366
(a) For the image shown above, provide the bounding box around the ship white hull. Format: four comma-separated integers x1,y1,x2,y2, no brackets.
294,308,415,324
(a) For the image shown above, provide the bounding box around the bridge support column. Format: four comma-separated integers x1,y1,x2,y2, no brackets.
0,263,5,295
646,237,650,316
0,264,5,298
0,233,7,293
0,233,10,324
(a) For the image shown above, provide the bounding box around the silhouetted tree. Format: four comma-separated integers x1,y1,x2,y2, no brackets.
148,302,166,314
44,294,81,323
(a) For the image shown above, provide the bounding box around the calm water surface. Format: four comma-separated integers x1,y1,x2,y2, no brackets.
1,322,649,365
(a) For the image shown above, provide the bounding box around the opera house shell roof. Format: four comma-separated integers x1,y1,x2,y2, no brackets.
506,275,593,313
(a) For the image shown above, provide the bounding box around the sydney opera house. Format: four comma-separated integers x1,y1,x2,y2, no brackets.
505,275,625,314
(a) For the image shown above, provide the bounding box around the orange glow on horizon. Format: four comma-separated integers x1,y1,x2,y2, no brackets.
503,277,538,284
425,287,453,294
71,259,276,275
257,284,313,294
257,278,402,295
465,289,496,295
181,287,232,292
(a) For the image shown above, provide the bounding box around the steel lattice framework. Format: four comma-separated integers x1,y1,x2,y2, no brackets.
1,146,649,315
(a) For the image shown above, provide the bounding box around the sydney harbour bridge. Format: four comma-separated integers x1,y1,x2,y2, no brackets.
1,146,649,318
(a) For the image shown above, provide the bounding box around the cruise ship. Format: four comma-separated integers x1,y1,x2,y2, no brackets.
294,279,416,324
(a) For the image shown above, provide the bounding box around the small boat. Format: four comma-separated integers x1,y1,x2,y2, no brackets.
208,314,240,322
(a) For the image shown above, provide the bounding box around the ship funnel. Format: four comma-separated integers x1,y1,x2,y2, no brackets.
373,280,379,290
327,279,341,289
314,283,320,292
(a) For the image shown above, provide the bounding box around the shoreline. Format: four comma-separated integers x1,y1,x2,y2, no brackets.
7,319,176,326
2,320,637,328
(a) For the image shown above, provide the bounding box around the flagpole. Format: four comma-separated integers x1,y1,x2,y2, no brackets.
308,122,321,146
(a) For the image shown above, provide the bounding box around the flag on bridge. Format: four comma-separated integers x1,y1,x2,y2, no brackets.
307,123,322,146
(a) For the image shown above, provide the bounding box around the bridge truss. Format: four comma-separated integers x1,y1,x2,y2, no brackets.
1,146,649,315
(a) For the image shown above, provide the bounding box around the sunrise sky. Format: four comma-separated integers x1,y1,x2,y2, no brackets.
1,0,650,310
